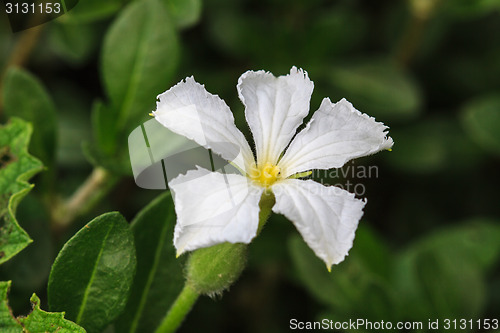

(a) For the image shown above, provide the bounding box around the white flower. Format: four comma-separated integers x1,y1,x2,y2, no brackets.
152,67,393,270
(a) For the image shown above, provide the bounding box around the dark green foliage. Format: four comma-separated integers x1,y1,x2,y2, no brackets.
1,0,499,332
116,192,185,333
47,212,136,333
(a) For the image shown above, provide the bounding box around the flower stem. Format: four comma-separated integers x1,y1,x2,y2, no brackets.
155,283,199,333
257,190,276,234
0,15,45,115
51,167,118,234
394,0,440,67
394,14,427,67
155,191,276,332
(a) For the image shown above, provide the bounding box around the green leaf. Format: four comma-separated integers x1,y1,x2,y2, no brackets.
82,141,131,175
387,117,483,174
54,84,93,167
58,0,124,24
0,194,53,293
395,220,500,320
0,281,86,332
116,192,185,333
444,0,500,18
327,60,421,121
288,226,398,321
83,100,132,175
48,212,136,333
461,94,500,156
163,0,202,29
0,281,21,332
48,22,100,65
3,68,57,168
18,294,86,332
407,220,500,274
304,7,365,59
101,0,179,151
90,100,118,158
0,118,43,265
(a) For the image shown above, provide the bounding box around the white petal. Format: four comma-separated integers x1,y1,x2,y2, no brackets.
237,67,314,166
153,77,255,171
279,98,394,178
271,179,365,269
169,167,264,255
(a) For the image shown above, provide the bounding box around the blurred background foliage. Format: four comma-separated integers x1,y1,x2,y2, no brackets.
0,0,499,332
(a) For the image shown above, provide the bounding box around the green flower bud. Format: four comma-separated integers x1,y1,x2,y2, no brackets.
186,242,247,296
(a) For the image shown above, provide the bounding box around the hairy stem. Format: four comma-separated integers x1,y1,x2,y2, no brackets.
154,283,199,333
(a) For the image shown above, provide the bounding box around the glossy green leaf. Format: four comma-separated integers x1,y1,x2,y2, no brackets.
48,212,136,333
163,0,202,29
461,94,500,156
3,68,57,168
0,118,43,265
0,281,86,333
116,192,185,333
328,60,421,121
395,220,500,320
101,0,179,150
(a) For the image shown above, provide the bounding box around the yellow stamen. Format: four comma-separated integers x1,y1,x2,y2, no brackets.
250,162,281,187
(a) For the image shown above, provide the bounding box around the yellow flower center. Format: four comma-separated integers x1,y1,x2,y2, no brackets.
250,162,281,187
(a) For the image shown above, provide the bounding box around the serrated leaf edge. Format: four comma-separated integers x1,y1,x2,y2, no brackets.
0,280,86,332
0,118,44,265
